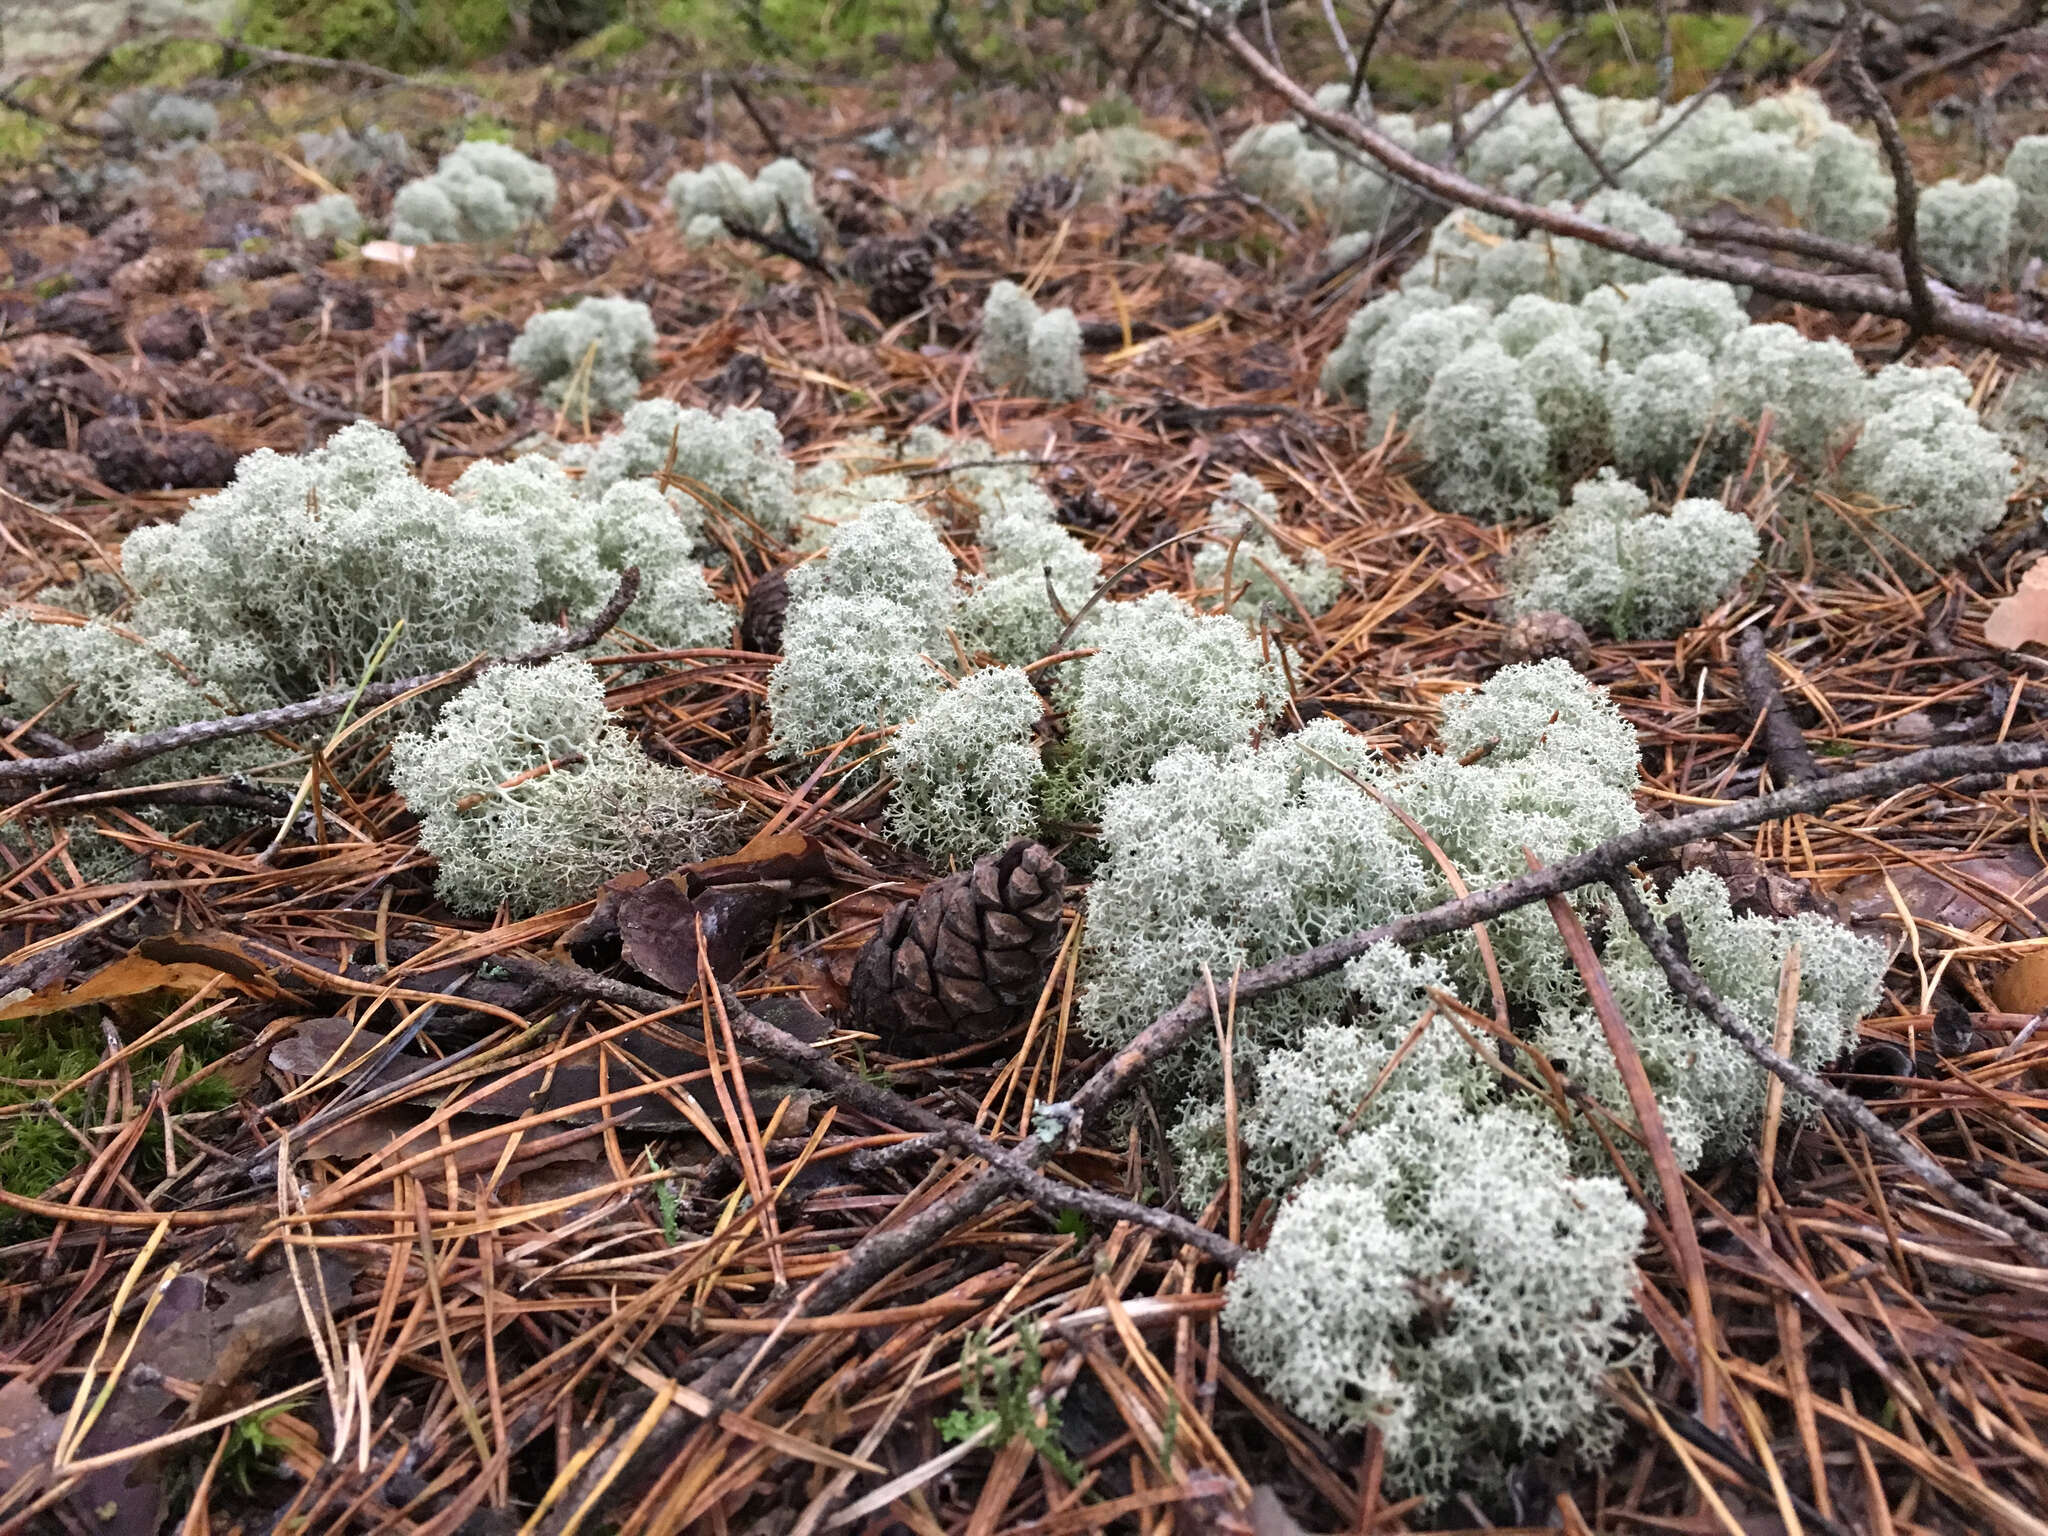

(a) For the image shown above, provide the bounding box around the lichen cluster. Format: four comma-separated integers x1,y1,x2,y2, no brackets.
665,158,825,253
509,296,658,419
976,281,1087,403
389,140,558,246
1074,661,1885,1491
391,657,735,916
1324,262,2013,605
762,437,1329,864
0,421,737,905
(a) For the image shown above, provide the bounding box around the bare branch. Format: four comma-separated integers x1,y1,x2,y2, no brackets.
1342,0,1401,113
1150,0,2048,358
1736,627,1822,785
1837,0,1938,347
1504,0,1618,189
1605,876,2048,1266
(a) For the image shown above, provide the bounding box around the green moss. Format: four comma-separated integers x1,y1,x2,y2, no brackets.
85,38,224,88
0,1009,234,1235
1534,9,1808,98
0,110,53,169
1364,52,1509,111
566,20,648,59
230,0,515,70
1074,93,1139,132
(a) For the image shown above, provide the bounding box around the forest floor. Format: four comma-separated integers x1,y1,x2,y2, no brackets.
5,13,2048,1536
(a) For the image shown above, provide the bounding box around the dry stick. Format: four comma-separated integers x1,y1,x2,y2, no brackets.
494,957,1244,1267
1147,0,2048,358
1837,0,1939,350
1605,876,2048,1268
1504,0,1619,189
0,569,643,791
1054,736,2048,1144
1341,0,1401,112
1735,627,1822,786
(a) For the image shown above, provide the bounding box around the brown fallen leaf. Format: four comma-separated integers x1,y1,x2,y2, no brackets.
1994,948,2048,1014
0,954,238,1021
1984,557,2048,650
618,875,789,996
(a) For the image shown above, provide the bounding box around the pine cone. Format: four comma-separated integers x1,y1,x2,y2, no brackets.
1500,609,1594,670
110,250,199,300
1006,175,1076,238
741,567,790,655
847,236,933,322
926,207,982,253
850,841,1066,1048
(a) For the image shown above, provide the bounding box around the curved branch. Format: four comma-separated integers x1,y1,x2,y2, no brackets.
1150,0,2048,358
1837,0,1938,346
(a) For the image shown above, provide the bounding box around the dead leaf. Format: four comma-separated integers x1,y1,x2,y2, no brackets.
1995,948,2048,1013
1985,558,2048,650
702,828,832,888
618,876,789,995
1837,849,2048,936
0,954,236,1021
358,239,416,266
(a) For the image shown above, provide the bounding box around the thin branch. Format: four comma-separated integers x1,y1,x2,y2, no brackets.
1736,627,1822,785
1148,0,2048,358
498,956,1244,1266
1343,0,1401,113
1837,0,1938,346
1318,0,1358,78
1605,876,2048,1266
1050,734,2048,1140
1504,0,1619,188
0,570,643,791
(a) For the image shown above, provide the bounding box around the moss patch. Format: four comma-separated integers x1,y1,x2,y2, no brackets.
0,1009,235,1235
230,0,516,70
1535,9,1809,98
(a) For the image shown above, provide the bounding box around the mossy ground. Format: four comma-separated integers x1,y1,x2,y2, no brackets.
0,1007,235,1236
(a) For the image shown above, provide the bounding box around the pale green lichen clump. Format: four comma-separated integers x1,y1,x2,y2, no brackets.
884,667,1046,865
509,297,658,419
977,281,1087,402
1042,592,1285,826
391,658,734,915
1070,660,1885,1493
1192,475,1343,620
389,141,557,246
1224,1103,1646,1492
571,399,801,539
1322,258,2014,586
0,423,734,798
1505,471,1758,639
665,158,824,253
290,192,365,248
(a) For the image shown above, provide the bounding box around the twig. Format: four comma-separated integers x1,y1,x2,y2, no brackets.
0,570,643,791
1838,0,1938,347
1148,0,2048,358
1606,876,2048,1266
1049,735,2048,1141
225,41,483,107
1736,627,1822,785
1504,0,1619,188
1342,0,1402,113
498,955,1243,1266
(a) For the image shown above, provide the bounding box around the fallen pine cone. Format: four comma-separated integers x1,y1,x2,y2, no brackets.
110,250,201,301
849,840,1066,1049
740,567,790,655
1500,608,1593,670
